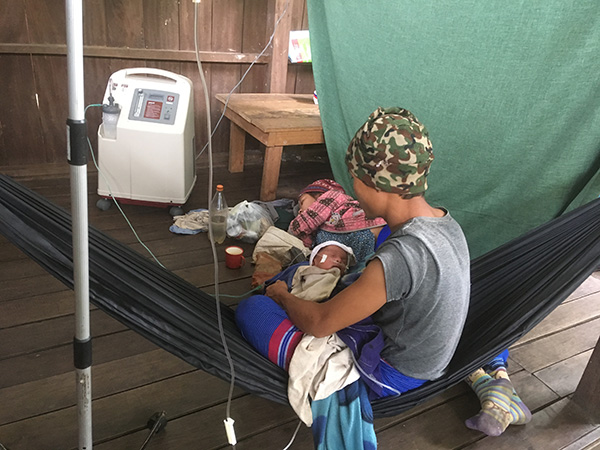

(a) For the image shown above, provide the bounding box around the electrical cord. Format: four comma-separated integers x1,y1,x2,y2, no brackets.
194,0,292,161
282,420,302,450
208,284,263,299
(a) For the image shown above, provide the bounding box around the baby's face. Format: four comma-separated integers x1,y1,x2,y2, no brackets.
313,245,349,274
298,193,319,212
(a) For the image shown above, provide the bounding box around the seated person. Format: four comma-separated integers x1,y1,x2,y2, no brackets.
288,178,386,267
237,106,464,394
236,106,530,438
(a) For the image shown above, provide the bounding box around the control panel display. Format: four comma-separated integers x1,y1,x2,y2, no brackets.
128,89,179,125
144,100,163,120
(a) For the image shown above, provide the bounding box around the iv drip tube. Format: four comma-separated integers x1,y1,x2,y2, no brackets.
65,0,93,448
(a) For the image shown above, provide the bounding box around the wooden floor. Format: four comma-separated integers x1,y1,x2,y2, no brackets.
1,160,599,450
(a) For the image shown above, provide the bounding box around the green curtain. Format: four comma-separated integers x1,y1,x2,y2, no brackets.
306,0,600,258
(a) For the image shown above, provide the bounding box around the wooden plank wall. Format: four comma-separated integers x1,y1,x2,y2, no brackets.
0,0,314,167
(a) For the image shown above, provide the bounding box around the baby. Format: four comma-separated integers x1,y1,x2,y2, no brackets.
265,241,356,302
288,179,386,267
309,241,355,275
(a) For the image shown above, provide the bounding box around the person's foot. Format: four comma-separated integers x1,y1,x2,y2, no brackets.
465,378,514,436
488,367,532,425
509,390,532,425
465,400,512,436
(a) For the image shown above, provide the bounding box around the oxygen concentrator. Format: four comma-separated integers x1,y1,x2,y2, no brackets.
97,68,196,214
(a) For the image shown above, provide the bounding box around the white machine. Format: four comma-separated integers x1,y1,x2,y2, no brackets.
97,68,196,213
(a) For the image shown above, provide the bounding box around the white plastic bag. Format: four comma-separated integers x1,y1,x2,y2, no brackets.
226,201,274,243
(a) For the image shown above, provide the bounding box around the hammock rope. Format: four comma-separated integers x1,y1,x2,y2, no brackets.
0,174,598,417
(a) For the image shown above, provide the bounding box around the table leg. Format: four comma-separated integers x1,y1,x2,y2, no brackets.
573,335,600,423
228,122,245,173
260,145,283,201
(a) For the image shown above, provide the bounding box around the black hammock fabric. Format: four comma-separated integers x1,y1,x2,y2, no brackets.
0,174,599,418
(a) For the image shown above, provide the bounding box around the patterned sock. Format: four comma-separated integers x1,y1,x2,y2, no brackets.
507,388,532,425
489,367,509,380
489,368,532,425
465,371,513,436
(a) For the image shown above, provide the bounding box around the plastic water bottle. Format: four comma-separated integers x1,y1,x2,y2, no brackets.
209,184,228,244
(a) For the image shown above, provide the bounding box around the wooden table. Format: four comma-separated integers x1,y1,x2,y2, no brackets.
215,93,324,201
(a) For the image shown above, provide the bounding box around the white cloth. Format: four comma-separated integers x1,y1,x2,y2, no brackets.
172,210,209,231
290,266,341,302
287,333,360,425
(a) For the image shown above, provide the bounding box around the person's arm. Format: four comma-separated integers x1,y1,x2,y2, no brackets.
288,190,346,246
266,258,387,337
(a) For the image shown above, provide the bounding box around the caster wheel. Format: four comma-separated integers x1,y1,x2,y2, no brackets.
169,206,184,216
96,198,112,211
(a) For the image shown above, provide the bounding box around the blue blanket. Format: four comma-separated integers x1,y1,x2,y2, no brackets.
311,380,377,450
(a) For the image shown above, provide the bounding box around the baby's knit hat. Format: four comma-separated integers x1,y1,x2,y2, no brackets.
299,179,345,198
309,240,356,268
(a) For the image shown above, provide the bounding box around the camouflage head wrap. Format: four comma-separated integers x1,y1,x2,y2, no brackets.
346,107,434,198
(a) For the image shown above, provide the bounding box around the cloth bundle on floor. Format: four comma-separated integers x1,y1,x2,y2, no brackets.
0,174,598,418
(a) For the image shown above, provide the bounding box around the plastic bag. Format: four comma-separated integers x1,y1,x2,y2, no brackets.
226,201,274,243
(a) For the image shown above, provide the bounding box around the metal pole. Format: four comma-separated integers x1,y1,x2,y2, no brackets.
65,0,93,448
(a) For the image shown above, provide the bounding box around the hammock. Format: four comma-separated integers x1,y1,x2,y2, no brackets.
0,174,599,418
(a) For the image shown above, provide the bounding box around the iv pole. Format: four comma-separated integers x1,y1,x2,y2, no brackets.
65,0,93,448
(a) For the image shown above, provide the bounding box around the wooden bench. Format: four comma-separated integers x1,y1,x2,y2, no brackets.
215,93,324,201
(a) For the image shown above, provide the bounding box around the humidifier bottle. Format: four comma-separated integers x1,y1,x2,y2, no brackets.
102,94,121,140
